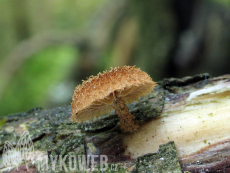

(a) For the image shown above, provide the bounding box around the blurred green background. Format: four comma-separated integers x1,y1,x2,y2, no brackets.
0,0,230,116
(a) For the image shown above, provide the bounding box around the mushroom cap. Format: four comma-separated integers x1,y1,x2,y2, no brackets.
71,66,157,123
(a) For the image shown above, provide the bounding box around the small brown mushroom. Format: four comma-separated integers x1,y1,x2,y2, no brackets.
71,66,157,132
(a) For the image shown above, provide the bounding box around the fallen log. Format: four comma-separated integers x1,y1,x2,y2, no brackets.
0,73,230,172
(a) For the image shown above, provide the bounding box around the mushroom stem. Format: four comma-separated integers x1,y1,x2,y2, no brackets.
112,97,138,132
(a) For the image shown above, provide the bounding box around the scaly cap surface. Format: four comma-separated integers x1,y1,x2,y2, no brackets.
71,66,157,122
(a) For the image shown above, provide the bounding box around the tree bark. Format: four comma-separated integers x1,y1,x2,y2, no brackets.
1,73,230,172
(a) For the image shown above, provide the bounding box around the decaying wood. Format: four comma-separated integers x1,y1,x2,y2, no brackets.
0,73,230,172
123,73,230,172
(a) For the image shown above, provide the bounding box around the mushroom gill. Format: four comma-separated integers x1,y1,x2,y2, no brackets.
71,66,157,132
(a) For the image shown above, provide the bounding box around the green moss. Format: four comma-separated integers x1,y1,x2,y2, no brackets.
136,141,182,173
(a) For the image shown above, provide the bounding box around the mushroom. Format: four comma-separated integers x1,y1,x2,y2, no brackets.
71,66,157,132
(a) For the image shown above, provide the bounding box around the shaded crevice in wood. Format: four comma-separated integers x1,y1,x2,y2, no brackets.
84,132,131,163
180,139,230,172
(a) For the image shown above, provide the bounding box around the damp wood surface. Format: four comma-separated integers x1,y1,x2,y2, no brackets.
0,73,230,172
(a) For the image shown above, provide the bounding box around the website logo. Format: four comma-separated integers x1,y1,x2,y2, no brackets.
2,131,117,172
3,131,34,171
